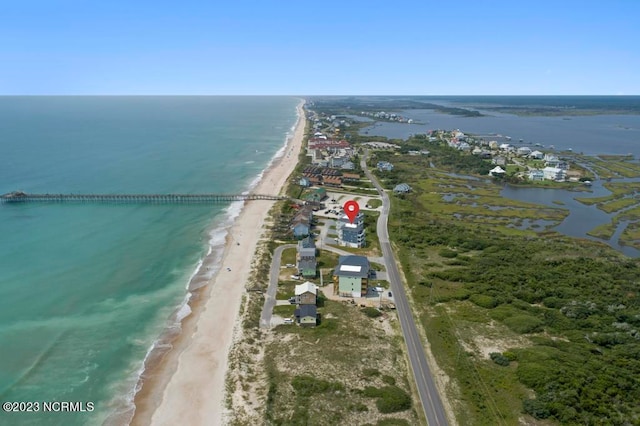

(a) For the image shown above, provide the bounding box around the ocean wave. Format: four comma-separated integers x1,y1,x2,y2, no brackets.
119,102,302,424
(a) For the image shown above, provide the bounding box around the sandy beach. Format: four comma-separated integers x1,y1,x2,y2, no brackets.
130,101,306,426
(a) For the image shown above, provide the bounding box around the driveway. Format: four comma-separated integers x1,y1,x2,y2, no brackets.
260,243,296,328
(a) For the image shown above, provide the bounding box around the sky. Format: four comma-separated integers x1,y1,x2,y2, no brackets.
1,0,639,95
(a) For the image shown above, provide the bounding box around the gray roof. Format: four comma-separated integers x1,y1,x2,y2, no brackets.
334,255,370,278
298,236,316,249
298,258,317,272
393,183,412,193
296,304,317,318
298,247,316,259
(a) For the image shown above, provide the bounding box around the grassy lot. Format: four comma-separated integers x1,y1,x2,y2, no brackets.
264,299,420,425
281,247,297,267
367,198,383,209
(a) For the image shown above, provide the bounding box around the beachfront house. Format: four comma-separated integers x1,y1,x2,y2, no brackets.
297,236,317,278
291,219,310,239
294,304,317,327
291,205,314,239
393,183,412,194
337,211,366,248
299,177,311,187
333,255,370,298
294,281,318,305
543,167,566,181
304,188,327,203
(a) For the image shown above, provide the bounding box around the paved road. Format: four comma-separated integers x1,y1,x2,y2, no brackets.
260,244,296,328
362,151,449,426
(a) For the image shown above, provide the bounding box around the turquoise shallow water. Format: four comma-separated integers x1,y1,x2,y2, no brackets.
0,96,299,425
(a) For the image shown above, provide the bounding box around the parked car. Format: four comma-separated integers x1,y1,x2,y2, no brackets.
291,274,301,280
283,318,294,324
388,291,393,297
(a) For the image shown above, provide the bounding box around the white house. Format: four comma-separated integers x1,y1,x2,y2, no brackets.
530,150,544,159
528,170,544,181
489,166,506,176
543,167,565,181
517,147,532,156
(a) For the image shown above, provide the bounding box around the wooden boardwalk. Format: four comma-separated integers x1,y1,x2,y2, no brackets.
0,191,287,204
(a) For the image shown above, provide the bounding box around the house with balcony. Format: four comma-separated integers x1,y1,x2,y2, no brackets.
333,255,370,298
528,169,544,181
297,236,317,278
543,166,566,181
337,211,366,248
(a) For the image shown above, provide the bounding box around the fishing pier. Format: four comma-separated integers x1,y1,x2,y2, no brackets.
1,191,288,205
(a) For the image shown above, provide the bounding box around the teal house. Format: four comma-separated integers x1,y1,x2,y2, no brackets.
333,255,370,298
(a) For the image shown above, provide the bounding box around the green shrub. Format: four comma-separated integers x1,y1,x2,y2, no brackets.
438,248,458,258
489,352,510,366
362,307,382,318
522,398,550,419
375,386,412,413
291,375,344,397
376,419,411,426
362,368,380,378
469,294,498,309
381,375,396,385
363,386,382,398
503,315,543,334
503,351,518,361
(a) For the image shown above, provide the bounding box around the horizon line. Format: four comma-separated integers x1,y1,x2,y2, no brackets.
1,94,639,97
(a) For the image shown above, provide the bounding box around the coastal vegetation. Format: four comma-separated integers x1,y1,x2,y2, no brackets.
225,120,420,426
368,138,640,425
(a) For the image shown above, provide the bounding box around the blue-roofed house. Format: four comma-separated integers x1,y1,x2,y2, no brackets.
377,161,394,172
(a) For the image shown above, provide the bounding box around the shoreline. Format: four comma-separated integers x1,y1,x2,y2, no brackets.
128,100,306,425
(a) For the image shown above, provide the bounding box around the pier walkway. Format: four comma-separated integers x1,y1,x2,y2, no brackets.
0,191,288,205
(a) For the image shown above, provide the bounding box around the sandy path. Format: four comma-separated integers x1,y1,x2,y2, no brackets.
130,101,306,426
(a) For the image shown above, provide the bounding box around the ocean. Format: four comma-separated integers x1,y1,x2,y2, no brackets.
0,96,299,425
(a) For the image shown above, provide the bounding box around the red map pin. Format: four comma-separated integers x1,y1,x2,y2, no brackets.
343,200,360,224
